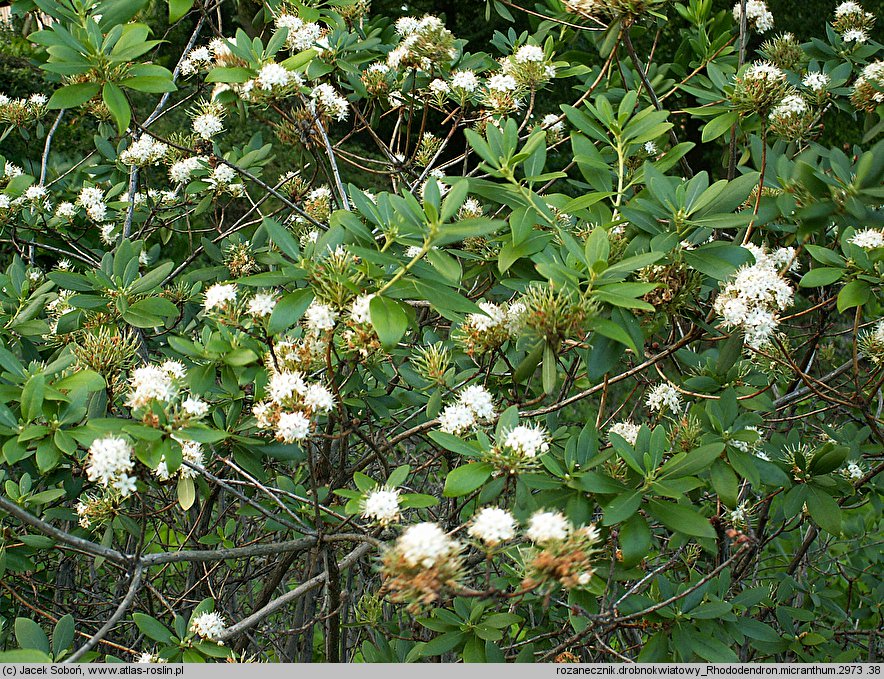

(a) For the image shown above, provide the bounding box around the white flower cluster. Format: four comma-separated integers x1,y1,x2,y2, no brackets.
253,369,335,443
206,164,245,195
833,1,875,43
0,92,48,125
802,72,830,92
438,385,496,435
770,93,807,121
257,62,303,92
608,421,640,446
125,360,209,424
247,292,278,317
396,522,461,569
470,300,525,336
387,15,456,72
126,363,178,409
305,301,338,333
743,61,786,83
732,0,774,33
361,487,401,526
713,244,796,349
526,510,571,545
275,14,324,51
190,612,226,642
852,61,884,111
840,461,865,481
541,113,565,135
310,83,349,122
467,507,516,546
349,294,373,325
451,70,479,93
514,44,544,63
86,436,137,497
170,156,206,184
192,111,224,140
502,424,550,459
180,46,213,75
77,186,107,222
849,228,884,250
120,135,169,167
646,382,683,414
204,283,238,311
155,438,204,481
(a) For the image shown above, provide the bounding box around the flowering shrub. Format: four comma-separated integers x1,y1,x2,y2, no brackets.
0,0,881,664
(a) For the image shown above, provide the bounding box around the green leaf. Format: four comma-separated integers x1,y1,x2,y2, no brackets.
0,650,52,662
262,217,300,260
702,111,739,143
807,487,841,534
619,514,651,567
177,476,195,510
52,615,75,657
205,67,254,84
647,500,716,538
169,0,195,22
799,267,844,288
268,289,313,335
369,296,408,350
47,82,100,109
710,460,738,507
133,613,174,643
15,618,49,653
102,82,131,135
419,631,466,657
836,280,870,312
443,462,493,497
21,374,45,421
602,490,643,526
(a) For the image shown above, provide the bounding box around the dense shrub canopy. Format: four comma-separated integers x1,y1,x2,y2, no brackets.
0,0,882,664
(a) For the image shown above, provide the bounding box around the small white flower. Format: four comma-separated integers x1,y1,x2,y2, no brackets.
350,294,374,324
608,421,640,446
190,612,226,642
361,488,401,525
182,397,209,418
802,72,830,92
86,437,135,491
305,302,338,332
439,403,477,436
849,228,884,249
397,522,458,569
257,62,291,90
269,370,307,404
247,293,277,317
487,74,518,92
276,410,311,442
514,44,544,63
646,383,682,413
468,507,516,546
303,384,335,413
169,156,204,184
204,283,237,311
193,113,224,139
458,385,495,420
526,510,570,545
844,461,864,480
502,424,550,458
541,113,564,133
127,365,177,409
451,70,479,92
842,29,868,43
